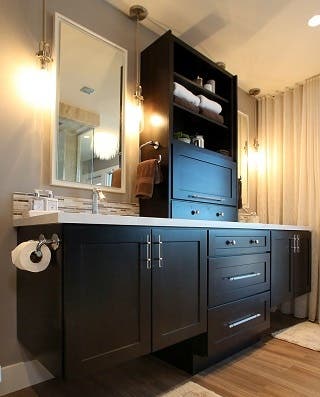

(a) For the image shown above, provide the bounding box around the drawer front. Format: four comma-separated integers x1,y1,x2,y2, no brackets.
207,292,270,354
209,253,270,307
171,200,237,222
209,229,270,256
172,142,237,206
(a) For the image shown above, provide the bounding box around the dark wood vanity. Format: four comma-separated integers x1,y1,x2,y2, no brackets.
16,219,311,378
15,30,311,381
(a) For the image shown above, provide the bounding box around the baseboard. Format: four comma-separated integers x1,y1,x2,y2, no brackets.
0,360,54,396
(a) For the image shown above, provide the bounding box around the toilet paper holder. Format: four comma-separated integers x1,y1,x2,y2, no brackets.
33,233,61,260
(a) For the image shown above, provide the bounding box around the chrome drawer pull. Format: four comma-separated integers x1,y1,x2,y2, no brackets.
227,272,261,281
146,234,152,269
188,194,225,202
250,239,260,244
216,212,224,217
158,235,163,268
226,239,236,246
228,313,261,329
191,209,200,215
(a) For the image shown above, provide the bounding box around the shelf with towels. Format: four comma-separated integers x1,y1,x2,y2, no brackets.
174,72,229,104
173,102,228,129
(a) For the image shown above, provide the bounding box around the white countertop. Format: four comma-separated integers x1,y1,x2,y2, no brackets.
12,212,311,231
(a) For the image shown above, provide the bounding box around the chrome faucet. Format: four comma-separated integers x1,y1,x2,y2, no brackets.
92,188,105,214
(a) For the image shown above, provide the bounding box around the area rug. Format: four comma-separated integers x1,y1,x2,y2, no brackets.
160,381,222,396
272,321,320,350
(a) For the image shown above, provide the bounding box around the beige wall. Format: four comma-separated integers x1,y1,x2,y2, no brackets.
237,88,258,211
0,0,156,366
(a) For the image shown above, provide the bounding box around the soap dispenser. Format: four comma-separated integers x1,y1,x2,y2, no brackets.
44,190,59,211
32,189,45,210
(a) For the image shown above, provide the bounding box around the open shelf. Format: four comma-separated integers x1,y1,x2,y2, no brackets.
173,102,228,129
174,72,229,104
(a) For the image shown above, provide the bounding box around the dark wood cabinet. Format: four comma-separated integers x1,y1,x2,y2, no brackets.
63,225,152,377
271,230,311,307
17,224,207,378
140,31,238,221
151,228,207,351
16,223,310,378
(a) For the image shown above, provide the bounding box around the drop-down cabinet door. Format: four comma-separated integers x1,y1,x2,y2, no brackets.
151,228,207,351
63,225,152,377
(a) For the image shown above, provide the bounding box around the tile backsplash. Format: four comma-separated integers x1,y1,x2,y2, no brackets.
13,192,139,220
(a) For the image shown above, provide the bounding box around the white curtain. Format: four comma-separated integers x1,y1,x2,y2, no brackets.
257,75,320,321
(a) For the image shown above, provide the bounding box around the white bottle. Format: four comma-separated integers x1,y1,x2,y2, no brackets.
44,190,59,211
32,189,45,210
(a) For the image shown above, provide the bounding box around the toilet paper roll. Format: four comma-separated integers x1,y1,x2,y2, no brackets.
11,240,51,272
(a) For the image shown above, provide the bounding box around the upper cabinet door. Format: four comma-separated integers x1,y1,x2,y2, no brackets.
172,141,237,206
63,225,152,377
151,228,207,351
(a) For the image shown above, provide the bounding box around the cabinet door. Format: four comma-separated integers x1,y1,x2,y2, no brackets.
152,228,207,351
293,231,311,298
63,225,151,377
271,231,293,307
172,141,237,206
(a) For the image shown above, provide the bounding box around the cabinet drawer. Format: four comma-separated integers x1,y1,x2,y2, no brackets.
208,254,270,307
171,200,237,222
207,292,270,355
172,142,237,206
209,229,270,256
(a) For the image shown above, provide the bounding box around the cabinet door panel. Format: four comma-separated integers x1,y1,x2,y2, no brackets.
152,228,207,351
271,230,294,307
172,142,237,206
293,231,311,298
63,226,151,377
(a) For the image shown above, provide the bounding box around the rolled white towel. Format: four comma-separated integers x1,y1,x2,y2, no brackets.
198,94,222,114
173,82,200,107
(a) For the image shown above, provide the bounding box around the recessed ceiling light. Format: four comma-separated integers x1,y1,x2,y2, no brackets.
308,15,320,27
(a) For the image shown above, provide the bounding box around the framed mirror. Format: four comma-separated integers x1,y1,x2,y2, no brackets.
237,111,249,208
51,13,127,192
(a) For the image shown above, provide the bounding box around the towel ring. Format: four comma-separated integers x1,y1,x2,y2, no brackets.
139,140,161,163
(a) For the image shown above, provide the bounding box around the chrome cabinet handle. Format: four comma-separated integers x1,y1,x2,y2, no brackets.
226,239,236,246
158,235,163,268
146,234,152,269
216,212,224,217
226,272,261,281
250,239,260,244
296,234,300,253
292,235,297,254
188,194,225,202
191,209,200,215
228,313,261,329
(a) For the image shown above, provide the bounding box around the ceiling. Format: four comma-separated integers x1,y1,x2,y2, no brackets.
106,0,320,95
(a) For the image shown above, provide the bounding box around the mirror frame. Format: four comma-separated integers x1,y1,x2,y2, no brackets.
237,110,250,208
51,13,127,193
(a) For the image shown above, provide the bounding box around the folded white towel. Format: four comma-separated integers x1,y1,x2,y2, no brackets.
197,95,222,114
173,82,200,107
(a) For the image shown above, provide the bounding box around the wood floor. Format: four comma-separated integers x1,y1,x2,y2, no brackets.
5,314,320,397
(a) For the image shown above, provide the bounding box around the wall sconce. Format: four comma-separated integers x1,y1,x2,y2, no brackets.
129,5,148,133
36,0,52,69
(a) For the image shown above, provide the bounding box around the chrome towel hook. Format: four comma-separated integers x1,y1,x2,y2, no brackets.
139,140,161,163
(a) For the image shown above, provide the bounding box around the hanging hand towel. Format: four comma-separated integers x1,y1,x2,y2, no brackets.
111,168,121,188
135,159,162,199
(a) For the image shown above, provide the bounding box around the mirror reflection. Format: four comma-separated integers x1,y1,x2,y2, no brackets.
237,111,249,208
53,15,126,190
